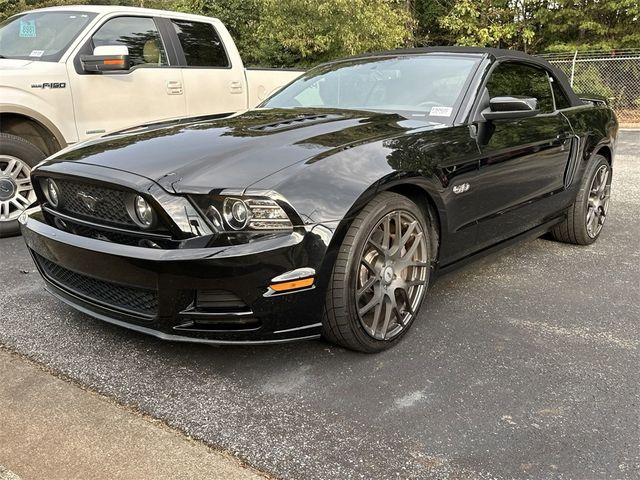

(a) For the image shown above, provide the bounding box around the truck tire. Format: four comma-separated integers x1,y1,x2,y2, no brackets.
0,133,45,238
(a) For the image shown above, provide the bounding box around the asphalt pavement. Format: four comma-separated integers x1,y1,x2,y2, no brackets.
1,131,638,479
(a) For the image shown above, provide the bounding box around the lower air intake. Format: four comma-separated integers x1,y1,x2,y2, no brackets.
33,252,158,316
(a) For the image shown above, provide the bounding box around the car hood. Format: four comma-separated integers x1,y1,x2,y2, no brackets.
49,108,442,193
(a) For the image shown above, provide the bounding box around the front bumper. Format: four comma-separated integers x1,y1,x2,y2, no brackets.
21,209,336,344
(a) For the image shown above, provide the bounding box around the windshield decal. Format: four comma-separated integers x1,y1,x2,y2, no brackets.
429,106,453,117
29,50,44,58
19,20,37,38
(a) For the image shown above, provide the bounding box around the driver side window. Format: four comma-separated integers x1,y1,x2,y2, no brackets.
92,16,168,67
486,62,554,113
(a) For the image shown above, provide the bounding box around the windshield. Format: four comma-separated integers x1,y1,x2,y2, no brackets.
0,11,96,62
263,55,480,121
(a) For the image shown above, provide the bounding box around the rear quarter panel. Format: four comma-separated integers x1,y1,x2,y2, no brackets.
562,104,618,180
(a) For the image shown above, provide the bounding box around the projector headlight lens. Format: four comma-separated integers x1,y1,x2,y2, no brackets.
223,197,249,230
134,195,153,226
202,195,293,231
45,178,60,207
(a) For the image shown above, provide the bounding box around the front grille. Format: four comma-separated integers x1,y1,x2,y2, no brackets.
56,178,136,226
34,252,158,316
55,219,174,249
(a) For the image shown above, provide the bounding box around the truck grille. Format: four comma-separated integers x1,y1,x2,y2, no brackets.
56,178,136,227
33,252,158,316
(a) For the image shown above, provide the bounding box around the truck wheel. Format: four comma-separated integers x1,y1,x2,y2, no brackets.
551,154,611,245
321,192,432,353
0,133,45,238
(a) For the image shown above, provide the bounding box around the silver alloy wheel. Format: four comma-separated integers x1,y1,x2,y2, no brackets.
0,155,36,222
356,210,429,341
586,164,611,239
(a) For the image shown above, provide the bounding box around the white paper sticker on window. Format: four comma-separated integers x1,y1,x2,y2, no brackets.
429,106,453,117
29,50,45,58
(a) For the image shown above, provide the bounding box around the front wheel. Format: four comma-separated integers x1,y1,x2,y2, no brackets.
322,192,432,353
551,154,612,245
0,133,44,238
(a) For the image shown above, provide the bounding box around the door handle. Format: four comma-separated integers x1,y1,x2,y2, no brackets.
230,81,243,94
167,81,183,95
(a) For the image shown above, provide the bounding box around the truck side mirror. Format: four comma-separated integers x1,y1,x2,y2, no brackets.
81,45,130,73
482,96,540,121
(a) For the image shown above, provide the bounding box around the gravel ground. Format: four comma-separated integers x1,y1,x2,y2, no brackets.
1,131,638,479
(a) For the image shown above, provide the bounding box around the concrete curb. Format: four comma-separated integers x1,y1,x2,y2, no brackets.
0,347,270,480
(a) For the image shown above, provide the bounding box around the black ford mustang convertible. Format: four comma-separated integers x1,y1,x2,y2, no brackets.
21,47,617,352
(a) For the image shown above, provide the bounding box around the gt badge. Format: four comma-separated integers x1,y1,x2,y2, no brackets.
452,183,471,194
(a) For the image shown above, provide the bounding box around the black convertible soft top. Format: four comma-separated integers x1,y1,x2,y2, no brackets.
336,46,583,108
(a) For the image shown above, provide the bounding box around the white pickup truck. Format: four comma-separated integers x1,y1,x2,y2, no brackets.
0,5,302,236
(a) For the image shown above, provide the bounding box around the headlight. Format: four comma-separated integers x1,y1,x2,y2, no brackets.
44,178,60,207
132,195,154,227
223,198,249,230
197,194,294,231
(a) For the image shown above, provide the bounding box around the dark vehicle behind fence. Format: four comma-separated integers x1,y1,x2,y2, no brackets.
20,47,617,352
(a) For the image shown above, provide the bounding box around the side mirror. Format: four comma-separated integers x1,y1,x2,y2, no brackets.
81,45,130,73
482,96,539,121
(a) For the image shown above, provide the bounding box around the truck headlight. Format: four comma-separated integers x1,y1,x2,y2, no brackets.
195,194,294,232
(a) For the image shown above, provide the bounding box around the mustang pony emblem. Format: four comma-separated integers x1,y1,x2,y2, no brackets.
77,191,99,211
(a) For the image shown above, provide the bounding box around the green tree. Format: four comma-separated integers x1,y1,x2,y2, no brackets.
411,0,455,46
537,0,640,52
253,0,413,67
438,0,537,51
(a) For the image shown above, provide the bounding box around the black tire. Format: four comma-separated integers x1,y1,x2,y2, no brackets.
321,192,432,353
0,133,45,238
551,155,611,245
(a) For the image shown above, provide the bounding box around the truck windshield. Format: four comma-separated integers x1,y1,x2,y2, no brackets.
0,11,96,62
262,55,480,121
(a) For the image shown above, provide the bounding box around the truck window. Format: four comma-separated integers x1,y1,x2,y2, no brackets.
0,11,96,62
486,62,554,113
171,20,230,68
92,16,168,67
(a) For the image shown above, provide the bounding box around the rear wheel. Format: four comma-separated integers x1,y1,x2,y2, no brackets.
322,192,432,353
551,155,611,245
0,133,44,238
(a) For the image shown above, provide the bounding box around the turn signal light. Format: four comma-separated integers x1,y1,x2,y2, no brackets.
269,277,314,292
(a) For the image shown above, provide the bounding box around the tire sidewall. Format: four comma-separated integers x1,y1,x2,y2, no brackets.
0,133,45,238
340,194,431,352
573,155,611,245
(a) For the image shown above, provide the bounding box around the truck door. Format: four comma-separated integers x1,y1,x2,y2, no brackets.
165,18,247,117
473,61,574,249
67,15,186,140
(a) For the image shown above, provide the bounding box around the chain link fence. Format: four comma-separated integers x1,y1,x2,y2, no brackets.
544,49,640,127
